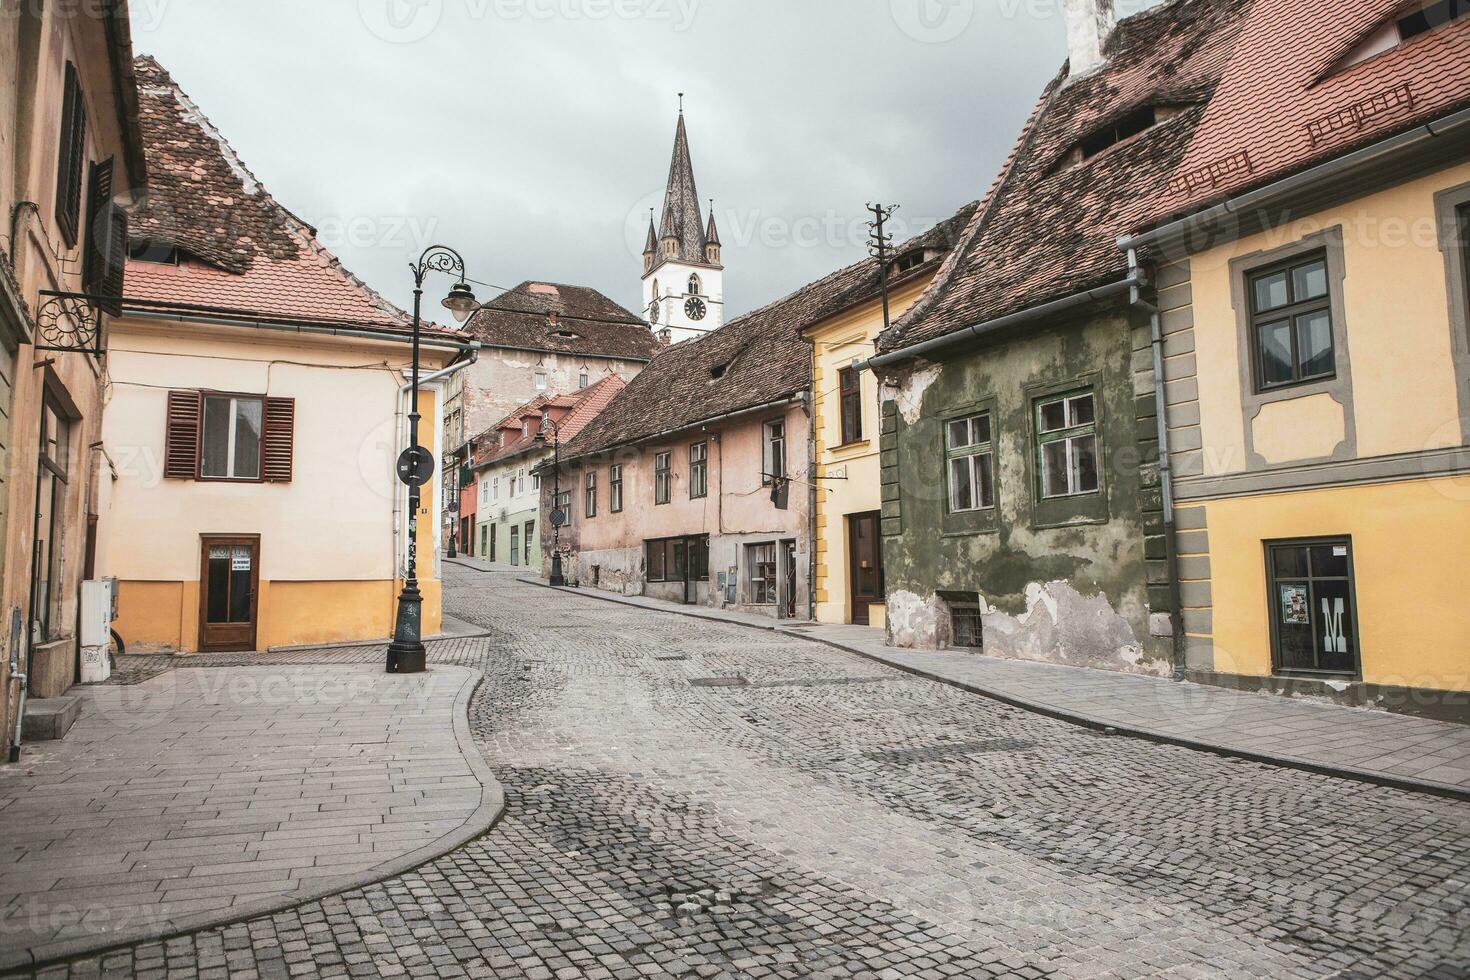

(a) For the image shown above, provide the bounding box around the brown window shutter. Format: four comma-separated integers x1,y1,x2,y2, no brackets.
54,61,86,248
82,158,113,298
164,390,202,480
102,203,128,317
262,397,295,482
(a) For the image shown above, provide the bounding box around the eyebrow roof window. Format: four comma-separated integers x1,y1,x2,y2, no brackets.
1079,106,1158,159
1398,0,1470,40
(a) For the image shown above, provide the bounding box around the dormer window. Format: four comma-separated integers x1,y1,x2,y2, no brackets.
1332,0,1470,73
1080,106,1157,158
710,362,729,380
128,240,179,264
552,329,579,340
893,250,925,275
1398,0,1469,41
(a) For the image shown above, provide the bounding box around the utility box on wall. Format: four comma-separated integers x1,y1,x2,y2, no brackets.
78,578,115,683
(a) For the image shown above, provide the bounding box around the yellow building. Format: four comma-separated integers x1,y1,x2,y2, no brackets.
99,58,471,653
1121,2,1470,718
801,208,974,627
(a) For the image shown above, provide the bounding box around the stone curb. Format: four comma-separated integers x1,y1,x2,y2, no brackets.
2,666,507,976
522,577,1470,804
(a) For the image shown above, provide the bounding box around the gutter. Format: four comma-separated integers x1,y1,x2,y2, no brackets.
855,273,1143,371
1119,105,1470,253
120,306,476,352
1124,250,1186,675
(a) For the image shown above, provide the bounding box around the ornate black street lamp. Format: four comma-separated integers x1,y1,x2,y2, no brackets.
387,244,478,674
534,415,567,587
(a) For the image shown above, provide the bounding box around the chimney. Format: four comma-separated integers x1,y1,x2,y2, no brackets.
1063,0,1115,80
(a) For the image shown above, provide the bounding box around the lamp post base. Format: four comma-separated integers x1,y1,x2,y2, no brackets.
386,585,427,674
550,552,565,587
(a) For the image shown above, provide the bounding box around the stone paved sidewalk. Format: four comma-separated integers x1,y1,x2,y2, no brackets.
0,664,501,971
523,575,1470,799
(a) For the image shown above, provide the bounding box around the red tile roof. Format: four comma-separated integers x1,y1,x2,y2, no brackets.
474,374,627,469
877,0,1249,355
125,56,456,339
559,204,976,462
1140,0,1470,228
466,281,659,361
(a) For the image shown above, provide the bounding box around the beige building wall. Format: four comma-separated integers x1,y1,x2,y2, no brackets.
100,318,455,652
457,349,649,441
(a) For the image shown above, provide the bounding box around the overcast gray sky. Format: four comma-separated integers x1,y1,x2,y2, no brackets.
130,0,1158,321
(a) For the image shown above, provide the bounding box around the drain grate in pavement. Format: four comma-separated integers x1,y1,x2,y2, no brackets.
746,675,899,689
654,655,689,662
689,676,749,688
865,737,1036,766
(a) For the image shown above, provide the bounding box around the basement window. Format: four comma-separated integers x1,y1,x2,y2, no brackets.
940,591,983,649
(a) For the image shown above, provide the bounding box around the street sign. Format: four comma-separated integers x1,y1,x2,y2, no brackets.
396,446,434,487
549,507,567,528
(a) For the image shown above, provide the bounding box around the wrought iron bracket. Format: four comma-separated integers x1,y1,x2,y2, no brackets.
35,290,104,355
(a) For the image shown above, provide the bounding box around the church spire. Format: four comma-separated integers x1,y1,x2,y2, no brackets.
704,200,721,266
655,105,707,267
642,209,658,273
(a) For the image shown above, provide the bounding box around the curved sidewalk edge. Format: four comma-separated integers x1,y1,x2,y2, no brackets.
522,577,1470,804
4,666,507,976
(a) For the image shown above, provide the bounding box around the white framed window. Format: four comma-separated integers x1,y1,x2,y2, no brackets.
201,394,263,480
491,477,500,501
945,412,995,512
515,467,525,496
534,371,548,391
578,369,589,388
1036,390,1099,498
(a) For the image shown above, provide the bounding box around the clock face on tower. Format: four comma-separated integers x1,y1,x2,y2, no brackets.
685,297,707,321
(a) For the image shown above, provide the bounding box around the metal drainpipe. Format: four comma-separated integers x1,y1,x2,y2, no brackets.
803,387,817,622
1126,249,1186,675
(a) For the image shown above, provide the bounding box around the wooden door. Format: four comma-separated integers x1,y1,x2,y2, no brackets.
848,512,883,625
199,535,259,652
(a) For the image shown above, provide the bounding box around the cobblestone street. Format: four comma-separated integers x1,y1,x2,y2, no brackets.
21,564,1470,979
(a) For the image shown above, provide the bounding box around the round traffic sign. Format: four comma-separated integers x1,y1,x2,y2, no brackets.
396,446,435,487
549,507,568,528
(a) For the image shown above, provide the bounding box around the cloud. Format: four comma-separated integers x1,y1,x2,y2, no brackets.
130,0,1146,320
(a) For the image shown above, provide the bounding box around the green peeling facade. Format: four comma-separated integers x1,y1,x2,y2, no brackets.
878,301,1177,675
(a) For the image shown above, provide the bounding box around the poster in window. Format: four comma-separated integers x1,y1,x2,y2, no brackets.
1280,583,1309,625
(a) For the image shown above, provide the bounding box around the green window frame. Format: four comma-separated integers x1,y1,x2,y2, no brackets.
1036,389,1098,499
945,411,994,513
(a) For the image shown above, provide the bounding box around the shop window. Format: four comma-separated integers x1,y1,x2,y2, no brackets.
689,442,708,499
1036,390,1098,498
748,542,777,604
1249,252,1335,390
510,526,520,566
838,366,862,445
645,536,710,583
654,451,671,504
610,464,623,512
30,395,72,641
1267,538,1359,677
946,412,995,512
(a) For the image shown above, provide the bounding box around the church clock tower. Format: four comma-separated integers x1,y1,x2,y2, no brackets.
642,104,723,344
